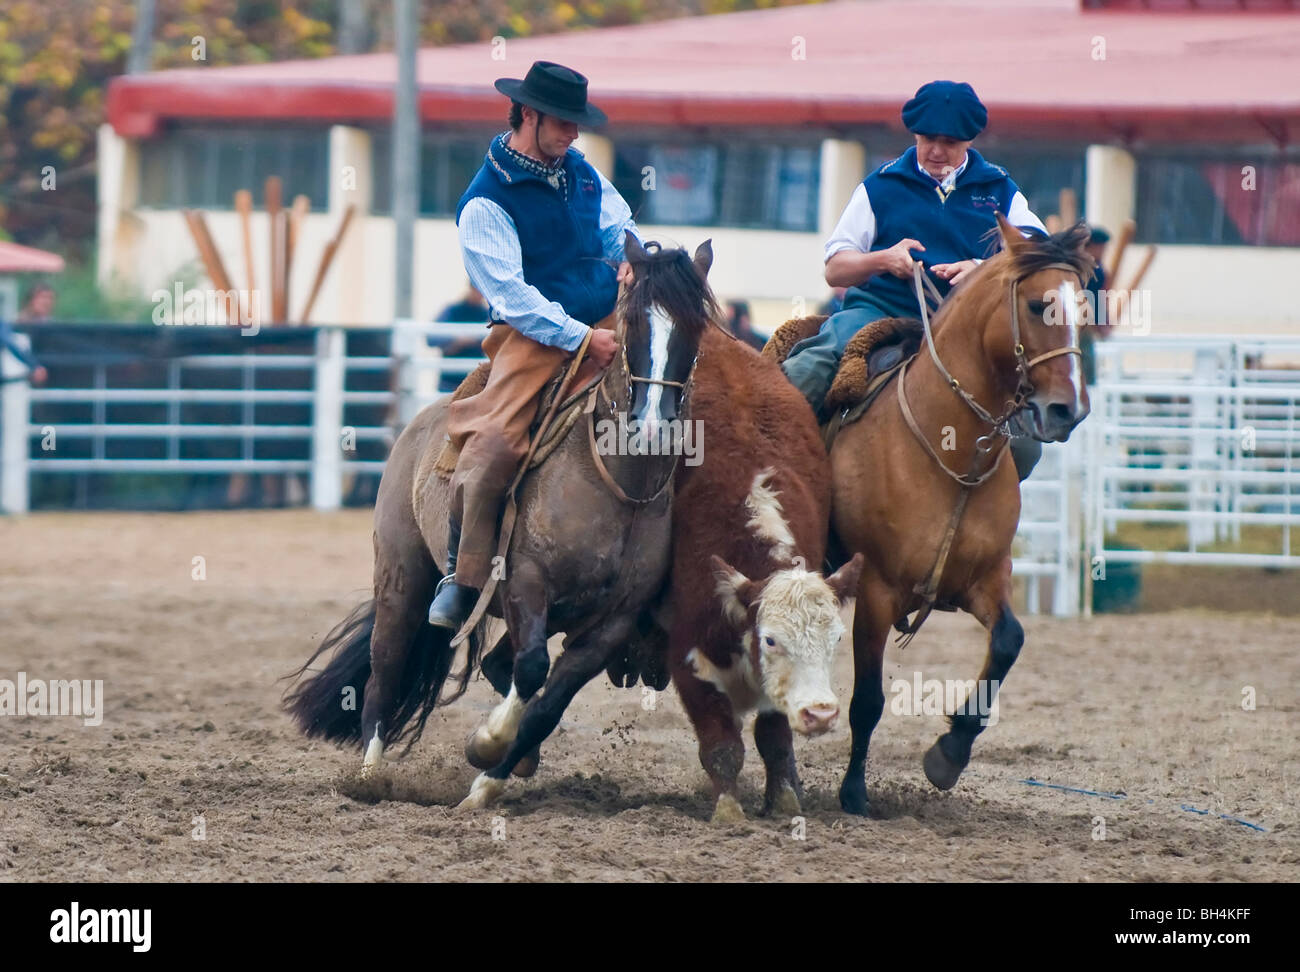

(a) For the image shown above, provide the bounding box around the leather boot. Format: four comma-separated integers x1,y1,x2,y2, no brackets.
428,516,480,631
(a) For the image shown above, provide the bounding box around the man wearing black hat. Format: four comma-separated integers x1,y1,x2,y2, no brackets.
782,80,1047,430
429,61,639,630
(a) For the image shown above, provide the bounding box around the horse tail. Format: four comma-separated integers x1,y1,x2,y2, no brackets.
283,601,488,752
283,600,377,745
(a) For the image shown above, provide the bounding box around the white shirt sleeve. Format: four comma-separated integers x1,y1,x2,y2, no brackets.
597,169,640,263
823,182,875,262
1007,190,1048,235
457,196,591,352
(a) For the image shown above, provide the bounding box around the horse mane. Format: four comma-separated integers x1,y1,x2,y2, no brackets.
995,220,1094,283
617,242,722,346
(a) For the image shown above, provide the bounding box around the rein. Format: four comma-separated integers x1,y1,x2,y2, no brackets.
893,259,1083,647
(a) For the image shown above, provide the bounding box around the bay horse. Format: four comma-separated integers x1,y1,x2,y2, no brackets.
285,233,717,809
826,216,1093,815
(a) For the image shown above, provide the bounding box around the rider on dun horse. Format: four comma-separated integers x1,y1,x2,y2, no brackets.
781,80,1050,477
427,60,638,633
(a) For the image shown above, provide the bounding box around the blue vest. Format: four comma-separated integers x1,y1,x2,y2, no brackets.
845,146,1031,316
456,135,617,327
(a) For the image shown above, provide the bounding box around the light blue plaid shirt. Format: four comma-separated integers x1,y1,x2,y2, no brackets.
458,168,640,352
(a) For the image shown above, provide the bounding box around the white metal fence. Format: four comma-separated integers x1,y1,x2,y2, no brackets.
1084,336,1300,569
1,322,484,513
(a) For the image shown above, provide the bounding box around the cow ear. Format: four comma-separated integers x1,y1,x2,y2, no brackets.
711,555,757,624
693,238,713,280
824,553,864,605
996,211,1030,256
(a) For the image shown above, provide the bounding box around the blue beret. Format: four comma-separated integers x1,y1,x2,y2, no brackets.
901,81,987,140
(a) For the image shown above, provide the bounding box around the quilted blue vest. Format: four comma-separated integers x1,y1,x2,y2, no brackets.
456,134,616,326
845,146,1030,316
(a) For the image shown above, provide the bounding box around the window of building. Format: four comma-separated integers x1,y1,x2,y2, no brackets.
613,141,821,231
1136,154,1300,247
370,131,494,217
137,127,330,209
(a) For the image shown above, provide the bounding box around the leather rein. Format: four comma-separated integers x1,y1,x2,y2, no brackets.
892,259,1083,646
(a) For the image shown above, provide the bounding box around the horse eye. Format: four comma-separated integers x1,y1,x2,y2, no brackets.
763,636,777,648
1026,300,1046,317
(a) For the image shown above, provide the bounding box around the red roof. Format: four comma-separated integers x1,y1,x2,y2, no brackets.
107,0,1300,145
0,241,65,274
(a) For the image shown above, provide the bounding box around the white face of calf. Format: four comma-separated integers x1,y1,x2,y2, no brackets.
713,553,864,735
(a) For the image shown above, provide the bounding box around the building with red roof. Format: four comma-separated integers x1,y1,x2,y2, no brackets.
99,0,1300,335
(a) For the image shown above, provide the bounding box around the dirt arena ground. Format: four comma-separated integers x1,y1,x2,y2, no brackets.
1,510,1296,882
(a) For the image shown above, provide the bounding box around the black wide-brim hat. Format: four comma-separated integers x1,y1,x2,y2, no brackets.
494,60,608,127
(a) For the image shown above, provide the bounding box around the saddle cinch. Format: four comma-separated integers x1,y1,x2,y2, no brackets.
761,314,925,449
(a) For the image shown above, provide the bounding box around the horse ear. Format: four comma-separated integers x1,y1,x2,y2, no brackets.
625,230,650,266
693,238,713,279
711,554,757,624
824,553,864,605
995,212,1030,256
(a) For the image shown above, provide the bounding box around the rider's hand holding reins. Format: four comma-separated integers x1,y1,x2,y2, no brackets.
882,238,926,279
587,327,618,368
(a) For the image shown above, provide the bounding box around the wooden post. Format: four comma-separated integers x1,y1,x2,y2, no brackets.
235,189,256,325
299,205,356,324
266,176,285,324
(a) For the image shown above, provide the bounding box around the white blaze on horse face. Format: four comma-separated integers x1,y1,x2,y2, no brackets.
1056,279,1084,413
753,569,844,735
641,303,674,429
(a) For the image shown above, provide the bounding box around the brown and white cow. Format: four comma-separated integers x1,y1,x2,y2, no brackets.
661,327,862,824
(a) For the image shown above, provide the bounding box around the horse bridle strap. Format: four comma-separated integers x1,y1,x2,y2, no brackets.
912,260,1083,436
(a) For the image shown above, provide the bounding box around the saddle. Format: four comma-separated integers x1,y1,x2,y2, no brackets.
432,359,597,479
764,314,925,448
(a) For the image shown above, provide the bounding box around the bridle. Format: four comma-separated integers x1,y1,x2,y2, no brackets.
586,300,704,506
899,259,1084,487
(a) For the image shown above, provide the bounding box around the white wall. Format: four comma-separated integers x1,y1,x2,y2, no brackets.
1110,243,1300,338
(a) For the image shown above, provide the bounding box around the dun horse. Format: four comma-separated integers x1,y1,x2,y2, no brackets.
286,233,717,809
822,216,1093,815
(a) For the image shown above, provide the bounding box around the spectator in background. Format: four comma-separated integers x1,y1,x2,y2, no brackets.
726,300,767,352
1081,225,1112,384
0,317,46,384
431,285,491,393
16,282,55,324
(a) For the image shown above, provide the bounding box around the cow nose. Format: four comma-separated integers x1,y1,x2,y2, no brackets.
798,704,839,734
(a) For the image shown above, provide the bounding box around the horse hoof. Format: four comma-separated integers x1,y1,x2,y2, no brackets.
710,793,746,826
512,752,540,778
923,740,965,791
839,783,871,817
764,782,801,819
464,727,506,770
456,773,506,811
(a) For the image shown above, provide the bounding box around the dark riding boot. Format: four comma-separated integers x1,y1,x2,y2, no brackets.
428,516,480,631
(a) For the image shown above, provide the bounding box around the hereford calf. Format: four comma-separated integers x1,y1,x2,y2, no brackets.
671,468,861,823
660,326,862,824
